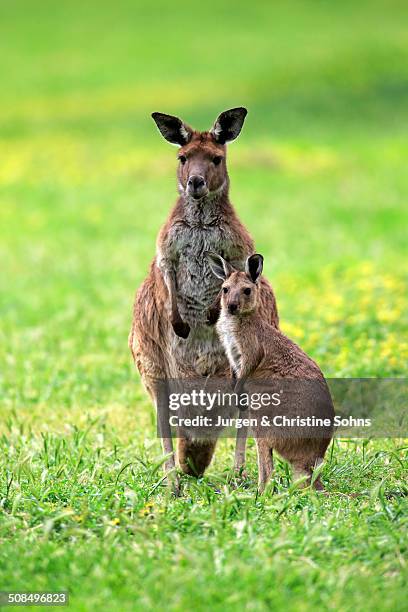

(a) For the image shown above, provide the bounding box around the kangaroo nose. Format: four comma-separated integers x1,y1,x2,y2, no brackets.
188,175,205,190
228,303,238,314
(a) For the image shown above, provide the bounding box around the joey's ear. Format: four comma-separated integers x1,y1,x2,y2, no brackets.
245,254,264,283
151,112,193,146
210,107,248,144
205,251,234,281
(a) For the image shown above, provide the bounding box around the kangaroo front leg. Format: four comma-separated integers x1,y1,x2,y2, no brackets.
255,438,274,494
235,347,263,395
234,424,247,474
162,266,190,339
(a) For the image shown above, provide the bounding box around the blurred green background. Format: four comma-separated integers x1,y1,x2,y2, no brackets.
1,0,407,411
0,1,407,609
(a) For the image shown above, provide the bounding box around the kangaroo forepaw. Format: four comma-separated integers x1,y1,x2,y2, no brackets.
234,380,246,395
206,306,220,326
172,320,190,339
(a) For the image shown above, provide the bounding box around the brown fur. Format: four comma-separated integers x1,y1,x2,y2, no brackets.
211,257,334,493
129,111,279,488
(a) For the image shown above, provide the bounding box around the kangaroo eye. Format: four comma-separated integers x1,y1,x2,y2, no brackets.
178,155,187,164
223,287,229,294
243,288,251,296
213,156,223,166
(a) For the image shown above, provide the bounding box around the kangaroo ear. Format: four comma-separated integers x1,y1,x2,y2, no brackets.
210,107,248,144
245,254,264,283
151,112,193,146
205,251,234,281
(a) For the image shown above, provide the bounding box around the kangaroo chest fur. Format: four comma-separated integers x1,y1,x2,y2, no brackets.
169,223,230,322
158,204,247,377
216,312,242,376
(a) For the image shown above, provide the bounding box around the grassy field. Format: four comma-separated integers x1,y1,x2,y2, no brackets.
1,0,408,610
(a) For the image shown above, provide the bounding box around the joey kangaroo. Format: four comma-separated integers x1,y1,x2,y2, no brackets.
206,252,334,493
129,108,279,487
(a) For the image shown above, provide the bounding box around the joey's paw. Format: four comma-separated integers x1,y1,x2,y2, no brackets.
172,320,190,339
234,467,248,481
234,380,246,395
228,468,249,488
164,472,181,496
170,475,182,497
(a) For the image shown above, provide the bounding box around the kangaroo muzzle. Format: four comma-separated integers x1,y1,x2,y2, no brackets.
187,175,208,200
228,303,239,314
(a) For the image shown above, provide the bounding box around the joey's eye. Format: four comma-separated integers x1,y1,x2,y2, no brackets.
213,156,223,166
223,287,229,294
178,155,187,164
243,287,251,296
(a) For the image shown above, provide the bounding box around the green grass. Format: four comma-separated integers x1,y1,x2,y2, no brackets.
0,0,407,609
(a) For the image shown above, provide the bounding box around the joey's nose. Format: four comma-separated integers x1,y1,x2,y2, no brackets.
228,303,238,314
188,175,205,190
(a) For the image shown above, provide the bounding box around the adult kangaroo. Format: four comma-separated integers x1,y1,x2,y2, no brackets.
129,108,279,487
